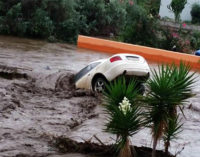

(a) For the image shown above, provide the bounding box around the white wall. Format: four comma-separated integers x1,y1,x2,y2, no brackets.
159,0,200,21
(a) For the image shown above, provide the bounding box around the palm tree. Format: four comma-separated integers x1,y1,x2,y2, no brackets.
163,114,183,154
103,76,142,107
145,63,196,157
103,77,145,157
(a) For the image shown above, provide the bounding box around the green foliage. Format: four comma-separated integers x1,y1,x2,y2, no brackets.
163,115,183,153
103,76,139,106
0,1,4,13
104,0,127,35
0,0,196,53
77,0,126,36
103,77,144,155
145,63,196,157
0,0,127,42
0,16,9,34
5,2,28,36
191,3,200,24
77,0,106,35
160,27,191,53
167,0,187,22
105,99,143,140
190,31,200,50
145,0,161,17
56,18,79,43
30,9,54,38
147,63,196,114
120,5,160,47
41,0,77,23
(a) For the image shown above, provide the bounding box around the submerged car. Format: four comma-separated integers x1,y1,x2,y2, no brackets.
74,53,150,93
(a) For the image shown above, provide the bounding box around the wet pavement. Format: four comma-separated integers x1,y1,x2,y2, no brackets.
0,36,199,157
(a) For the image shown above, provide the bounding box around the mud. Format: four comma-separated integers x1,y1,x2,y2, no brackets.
0,36,200,157
0,71,99,157
0,65,29,80
52,136,174,157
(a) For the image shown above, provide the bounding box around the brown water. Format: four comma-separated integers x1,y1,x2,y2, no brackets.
0,36,199,157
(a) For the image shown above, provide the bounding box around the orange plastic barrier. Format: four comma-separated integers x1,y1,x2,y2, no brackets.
78,35,200,70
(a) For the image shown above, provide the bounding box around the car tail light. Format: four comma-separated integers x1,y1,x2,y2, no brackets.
110,56,122,63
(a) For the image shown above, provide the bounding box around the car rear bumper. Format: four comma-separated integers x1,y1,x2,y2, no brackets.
104,64,150,81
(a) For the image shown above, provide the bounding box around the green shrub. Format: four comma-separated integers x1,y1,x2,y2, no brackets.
41,0,77,23
56,18,79,43
190,31,200,50
103,77,144,157
0,16,10,34
43,0,80,42
30,9,54,38
104,0,126,35
160,27,192,53
21,0,37,19
145,0,161,17
0,1,5,13
76,0,106,35
0,0,79,41
146,63,196,157
191,3,200,24
120,5,159,47
5,2,29,36
163,115,183,154
77,0,126,36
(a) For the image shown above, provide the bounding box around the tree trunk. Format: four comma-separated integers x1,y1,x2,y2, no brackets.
119,138,132,157
165,140,170,154
131,145,138,157
152,137,158,157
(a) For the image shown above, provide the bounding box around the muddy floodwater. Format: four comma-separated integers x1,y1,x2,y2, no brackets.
0,36,199,157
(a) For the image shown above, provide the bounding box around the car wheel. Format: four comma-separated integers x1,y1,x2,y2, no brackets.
93,77,107,93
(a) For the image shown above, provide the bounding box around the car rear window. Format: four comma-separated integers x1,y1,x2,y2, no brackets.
126,56,139,61
74,62,101,82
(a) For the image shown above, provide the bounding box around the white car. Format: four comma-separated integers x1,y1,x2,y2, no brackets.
74,53,150,93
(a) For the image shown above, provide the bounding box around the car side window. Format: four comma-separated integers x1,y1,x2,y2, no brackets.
75,62,101,82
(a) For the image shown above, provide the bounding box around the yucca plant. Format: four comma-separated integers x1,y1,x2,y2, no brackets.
103,77,144,157
163,114,183,154
103,76,141,107
104,97,144,157
145,62,196,157
168,62,196,116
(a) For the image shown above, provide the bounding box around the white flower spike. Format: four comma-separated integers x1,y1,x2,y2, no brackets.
119,97,131,115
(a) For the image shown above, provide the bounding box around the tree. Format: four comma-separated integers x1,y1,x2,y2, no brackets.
163,114,183,154
167,0,187,22
103,77,144,157
145,63,196,157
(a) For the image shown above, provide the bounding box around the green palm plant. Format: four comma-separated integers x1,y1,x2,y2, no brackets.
103,76,141,106
145,62,196,157
168,62,196,115
104,97,144,157
103,77,145,157
163,114,183,154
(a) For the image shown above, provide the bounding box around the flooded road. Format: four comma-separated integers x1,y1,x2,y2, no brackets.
0,36,199,157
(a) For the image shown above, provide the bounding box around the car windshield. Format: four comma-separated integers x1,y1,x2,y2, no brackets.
74,62,101,82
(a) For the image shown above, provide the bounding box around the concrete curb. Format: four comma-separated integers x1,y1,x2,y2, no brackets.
78,35,200,70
